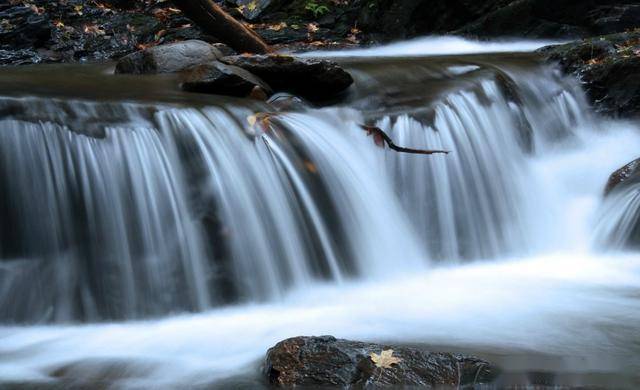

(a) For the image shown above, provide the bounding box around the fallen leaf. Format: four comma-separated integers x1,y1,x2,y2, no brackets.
247,112,273,131
84,24,106,35
304,161,317,173
268,22,287,31
370,349,402,369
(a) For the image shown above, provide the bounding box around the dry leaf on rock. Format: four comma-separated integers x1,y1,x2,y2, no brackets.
370,349,402,369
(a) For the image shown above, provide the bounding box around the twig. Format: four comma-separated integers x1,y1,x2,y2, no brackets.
359,125,450,155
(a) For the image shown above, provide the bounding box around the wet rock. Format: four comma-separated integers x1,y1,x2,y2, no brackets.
265,336,497,387
235,0,283,21
268,92,310,111
354,0,640,41
0,0,216,66
356,0,507,41
589,4,640,35
181,62,272,97
115,40,224,74
254,26,309,45
0,5,52,50
211,43,236,57
605,157,640,196
0,49,43,66
455,1,640,39
220,55,353,100
539,31,640,118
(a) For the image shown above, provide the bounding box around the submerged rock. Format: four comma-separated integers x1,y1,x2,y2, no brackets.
605,157,640,196
220,55,353,100
599,157,640,250
264,336,497,387
115,40,223,74
181,62,272,98
540,31,640,118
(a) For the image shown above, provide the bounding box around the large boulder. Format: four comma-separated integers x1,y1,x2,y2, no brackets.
180,62,272,98
115,40,223,74
605,157,640,196
539,31,640,118
220,55,353,100
264,336,497,387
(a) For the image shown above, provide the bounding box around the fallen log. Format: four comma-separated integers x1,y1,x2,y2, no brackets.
172,0,270,54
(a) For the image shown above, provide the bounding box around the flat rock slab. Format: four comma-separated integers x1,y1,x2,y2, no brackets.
265,336,497,387
181,62,271,97
115,40,224,74
220,55,354,100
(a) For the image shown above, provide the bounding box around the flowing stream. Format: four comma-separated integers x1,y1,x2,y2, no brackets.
1,39,640,388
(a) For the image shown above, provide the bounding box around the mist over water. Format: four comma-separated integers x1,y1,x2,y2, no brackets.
1,39,640,387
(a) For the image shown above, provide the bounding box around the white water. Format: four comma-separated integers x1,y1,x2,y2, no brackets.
2,254,640,387
2,45,640,387
302,36,562,58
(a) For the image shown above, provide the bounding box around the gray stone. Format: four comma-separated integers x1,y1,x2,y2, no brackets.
115,40,223,74
181,62,272,97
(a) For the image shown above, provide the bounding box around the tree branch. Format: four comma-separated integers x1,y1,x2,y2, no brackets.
360,125,450,155
172,0,271,54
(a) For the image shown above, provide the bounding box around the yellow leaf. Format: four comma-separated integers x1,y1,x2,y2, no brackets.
268,22,287,31
247,1,258,11
247,114,257,127
370,349,402,369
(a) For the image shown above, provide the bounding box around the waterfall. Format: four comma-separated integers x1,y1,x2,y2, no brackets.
0,58,639,324
593,184,640,250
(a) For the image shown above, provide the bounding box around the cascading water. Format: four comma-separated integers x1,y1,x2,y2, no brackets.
594,183,640,250
2,41,640,388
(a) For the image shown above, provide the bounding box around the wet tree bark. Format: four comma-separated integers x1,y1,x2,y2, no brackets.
172,0,271,54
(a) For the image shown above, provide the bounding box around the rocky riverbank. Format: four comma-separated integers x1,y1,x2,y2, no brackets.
2,0,639,116
2,0,639,66
539,31,640,118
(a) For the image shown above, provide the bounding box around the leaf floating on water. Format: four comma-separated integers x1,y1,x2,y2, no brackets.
303,161,317,173
370,349,402,369
246,112,276,132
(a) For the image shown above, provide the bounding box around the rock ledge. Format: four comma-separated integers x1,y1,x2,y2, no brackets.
265,336,497,387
